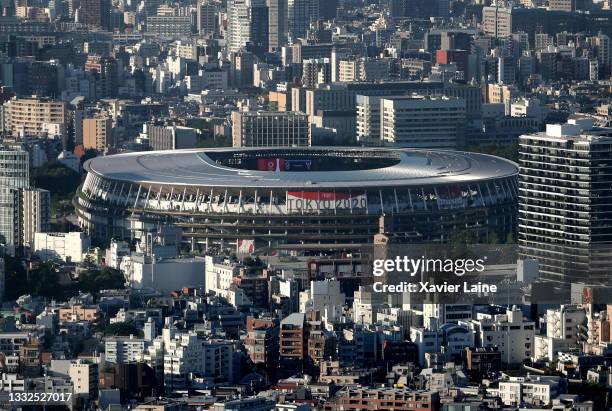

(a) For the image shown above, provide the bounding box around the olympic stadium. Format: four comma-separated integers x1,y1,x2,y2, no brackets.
75,147,518,253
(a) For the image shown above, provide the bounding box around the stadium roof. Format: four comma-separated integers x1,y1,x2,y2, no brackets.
84,147,517,189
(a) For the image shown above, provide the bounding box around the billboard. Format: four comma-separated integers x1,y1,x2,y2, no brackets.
286,192,367,213
237,239,255,254
257,158,312,171
257,158,285,171
284,159,312,171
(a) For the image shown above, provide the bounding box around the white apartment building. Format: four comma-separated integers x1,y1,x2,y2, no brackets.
497,375,563,407
205,256,242,294
162,327,234,392
352,285,385,325
33,232,90,263
122,255,205,292
410,321,474,365
105,336,148,363
299,279,345,322
380,95,466,148
463,307,535,365
356,94,382,142
544,305,586,344
69,360,98,396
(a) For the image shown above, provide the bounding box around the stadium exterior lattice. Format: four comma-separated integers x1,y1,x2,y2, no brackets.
75,147,518,253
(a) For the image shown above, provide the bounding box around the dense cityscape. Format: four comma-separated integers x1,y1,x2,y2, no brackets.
1,0,612,408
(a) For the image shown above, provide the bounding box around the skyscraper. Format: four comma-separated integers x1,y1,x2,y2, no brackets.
288,0,318,43
79,0,111,30
197,0,217,36
519,119,612,287
0,149,29,247
266,0,287,52
227,0,269,55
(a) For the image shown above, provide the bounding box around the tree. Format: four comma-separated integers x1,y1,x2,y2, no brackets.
5,259,67,301
31,162,81,198
103,322,142,337
78,267,125,295
80,149,98,166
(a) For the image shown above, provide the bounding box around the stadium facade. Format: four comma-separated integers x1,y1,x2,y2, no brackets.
76,147,518,253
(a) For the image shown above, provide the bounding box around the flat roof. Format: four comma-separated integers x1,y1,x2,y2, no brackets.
84,147,517,189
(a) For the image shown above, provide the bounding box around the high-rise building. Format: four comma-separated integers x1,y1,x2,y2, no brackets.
266,0,287,52
288,0,315,43
79,0,110,29
482,6,512,39
3,98,67,138
232,111,310,147
13,188,50,248
197,0,217,36
519,119,612,286
379,95,466,148
84,56,118,99
227,0,268,54
83,116,113,151
0,149,29,248
0,257,4,302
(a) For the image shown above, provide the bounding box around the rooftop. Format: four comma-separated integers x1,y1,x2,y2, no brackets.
84,147,517,189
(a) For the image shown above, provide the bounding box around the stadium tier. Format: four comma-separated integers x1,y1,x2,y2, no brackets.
76,147,518,253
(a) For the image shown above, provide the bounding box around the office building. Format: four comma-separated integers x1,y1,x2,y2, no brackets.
482,6,512,39
288,0,312,43
232,111,310,147
83,117,113,151
267,0,287,51
519,119,612,286
197,1,217,36
3,98,67,138
380,95,466,148
79,0,110,29
0,149,29,247
145,124,198,151
227,0,269,54
84,56,118,99
146,15,192,38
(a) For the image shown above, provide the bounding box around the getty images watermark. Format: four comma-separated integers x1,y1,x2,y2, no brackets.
371,255,497,294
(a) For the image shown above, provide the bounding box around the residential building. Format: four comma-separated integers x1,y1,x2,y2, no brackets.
463,307,535,365
326,388,439,411
0,149,29,247
519,120,612,286
3,98,67,138
12,188,50,248
83,116,113,151
105,336,149,363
